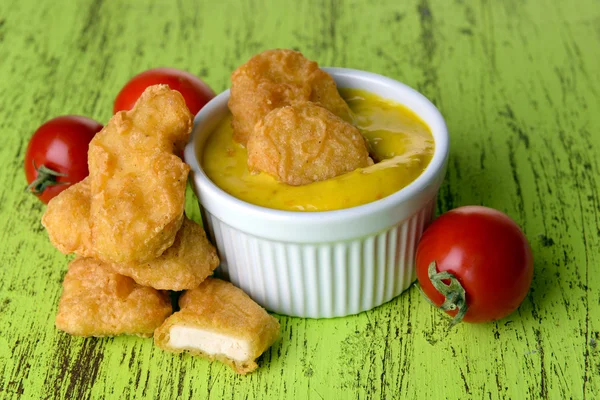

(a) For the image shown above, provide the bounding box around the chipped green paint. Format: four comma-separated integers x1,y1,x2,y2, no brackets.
1,0,599,399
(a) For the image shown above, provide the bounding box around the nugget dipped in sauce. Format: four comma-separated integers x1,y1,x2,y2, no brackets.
154,278,280,375
247,102,372,186
229,49,354,145
56,258,172,337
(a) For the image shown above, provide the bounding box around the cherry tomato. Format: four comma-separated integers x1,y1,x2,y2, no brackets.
113,68,215,115
24,115,103,204
416,206,534,326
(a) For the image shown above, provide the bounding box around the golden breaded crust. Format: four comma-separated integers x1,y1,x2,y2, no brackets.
228,49,353,145
109,217,220,291
41,179,219,290
56,257,172,337
88,85,192,264
154,278,280,374
247,102,372,185
42,178,95,258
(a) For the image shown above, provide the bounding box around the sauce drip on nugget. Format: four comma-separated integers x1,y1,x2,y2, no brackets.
229,49,354,145
248,102,372,185
230,49,371,185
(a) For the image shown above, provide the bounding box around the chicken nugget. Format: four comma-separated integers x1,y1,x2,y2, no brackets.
56,257,172,337
109,217,220,291
42,178,94,258
88,85,192,264
154,278,280,374
229,49,353,145
247,102,372,185
42,179,219,290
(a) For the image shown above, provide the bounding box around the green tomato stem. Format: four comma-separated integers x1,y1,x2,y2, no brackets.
426,261,468,328
25,161,69,195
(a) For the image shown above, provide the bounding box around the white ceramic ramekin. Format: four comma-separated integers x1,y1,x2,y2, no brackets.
184,68,449,318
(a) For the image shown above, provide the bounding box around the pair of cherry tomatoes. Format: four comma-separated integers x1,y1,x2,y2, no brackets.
24,68,215,203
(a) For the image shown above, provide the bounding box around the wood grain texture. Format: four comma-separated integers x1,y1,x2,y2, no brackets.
1,0,599,398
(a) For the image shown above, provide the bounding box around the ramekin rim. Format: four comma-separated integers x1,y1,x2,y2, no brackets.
184,67,449,224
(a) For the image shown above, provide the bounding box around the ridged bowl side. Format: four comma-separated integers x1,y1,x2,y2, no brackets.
202,199,435,318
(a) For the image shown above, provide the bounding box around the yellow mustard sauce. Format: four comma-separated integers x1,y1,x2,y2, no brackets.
201,88,435,211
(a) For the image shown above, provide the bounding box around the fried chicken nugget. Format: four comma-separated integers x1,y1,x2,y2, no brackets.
247,102,372,185
109,217,220,291
229,49,353,145
154,278,280,374
42,179,219,290
42,178,94,258
88,85,192,264
56,257,172,337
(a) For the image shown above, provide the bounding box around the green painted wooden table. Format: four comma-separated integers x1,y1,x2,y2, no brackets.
1,0,599,398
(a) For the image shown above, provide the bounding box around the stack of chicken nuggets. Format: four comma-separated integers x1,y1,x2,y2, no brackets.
229,49,373,185
43,85,279,374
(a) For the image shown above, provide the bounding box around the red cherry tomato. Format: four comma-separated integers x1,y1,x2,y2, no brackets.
113,68,215,115
416,206,534,326
24,115,103,204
